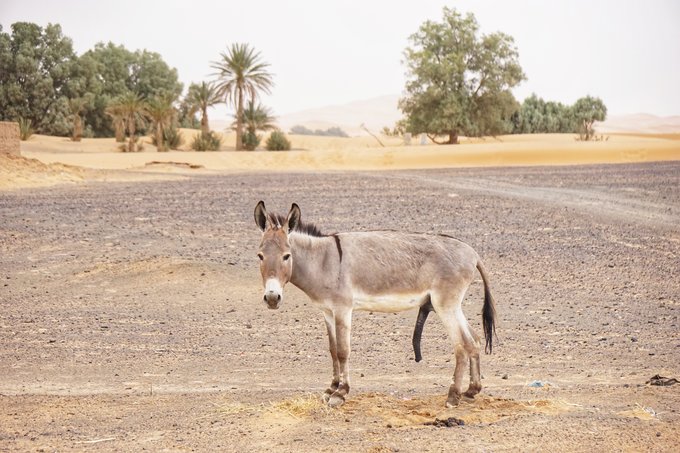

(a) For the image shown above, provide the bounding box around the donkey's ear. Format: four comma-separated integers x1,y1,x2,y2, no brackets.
254,200,268,232
285,203,301,233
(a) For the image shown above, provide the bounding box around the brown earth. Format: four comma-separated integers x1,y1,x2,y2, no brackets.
1,162,679,452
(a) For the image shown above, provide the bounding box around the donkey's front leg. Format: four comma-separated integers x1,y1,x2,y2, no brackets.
327,307,352,407
321,309,340,403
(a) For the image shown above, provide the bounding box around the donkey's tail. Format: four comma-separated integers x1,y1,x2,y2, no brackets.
477,260,497,354
412,296,434,362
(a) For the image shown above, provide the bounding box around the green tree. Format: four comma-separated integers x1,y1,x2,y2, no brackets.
512,94,575,134
176,97,200,129
399,8,525,144
81,42,182,137
0,23,182,139
573,96,607,141
111,92,148,152
211,43,274,150
146,95,176,151
186,81,221,134
0,23,81,136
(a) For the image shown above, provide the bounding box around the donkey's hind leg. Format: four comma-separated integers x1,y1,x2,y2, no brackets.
431,286,470,407
462,318,483,398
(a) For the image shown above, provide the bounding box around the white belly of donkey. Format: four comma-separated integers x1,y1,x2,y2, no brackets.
352,290,428,313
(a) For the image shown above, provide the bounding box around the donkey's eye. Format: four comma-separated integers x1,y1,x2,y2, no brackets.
283,253,291,262
257,253,264,261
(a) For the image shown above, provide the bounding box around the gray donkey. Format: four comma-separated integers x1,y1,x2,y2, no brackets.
254,201,496,407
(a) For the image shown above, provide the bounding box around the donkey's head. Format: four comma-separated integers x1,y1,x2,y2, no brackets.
254,201,300,309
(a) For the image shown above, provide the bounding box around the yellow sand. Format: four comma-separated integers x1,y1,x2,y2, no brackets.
3,131,679,191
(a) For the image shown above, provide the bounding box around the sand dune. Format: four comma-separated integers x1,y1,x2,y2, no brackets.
15,132,680,173
597,113,680,134
2,132,677,191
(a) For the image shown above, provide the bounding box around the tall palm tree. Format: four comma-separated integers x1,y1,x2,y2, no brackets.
146,95,176,152
113,92,148,152
68,97,87,142
211,43,274,150
186,81,221,134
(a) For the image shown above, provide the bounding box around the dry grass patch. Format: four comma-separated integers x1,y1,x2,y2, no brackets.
269,393,329,418
618,403,658,420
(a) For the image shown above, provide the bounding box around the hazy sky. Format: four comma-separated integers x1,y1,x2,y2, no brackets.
2,0,679,118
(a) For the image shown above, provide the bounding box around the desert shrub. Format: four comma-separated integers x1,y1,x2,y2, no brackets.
324,126,349,137
381,125,404,137
242,131,261,151
290,125,313,135
18,117,34,141
164,126,184,150
151,126,184,150
118,136,144,152
191,131,222,151
289,124,348,137
266,131,291,151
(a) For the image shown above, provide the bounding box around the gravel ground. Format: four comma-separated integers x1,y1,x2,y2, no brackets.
1,161,679,452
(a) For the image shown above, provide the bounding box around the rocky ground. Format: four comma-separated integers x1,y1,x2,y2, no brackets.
1,162,679,452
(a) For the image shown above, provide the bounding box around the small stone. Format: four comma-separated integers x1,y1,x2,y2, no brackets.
501,374,509,380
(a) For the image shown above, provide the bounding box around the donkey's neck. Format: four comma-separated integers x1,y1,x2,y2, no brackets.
288,232,340,300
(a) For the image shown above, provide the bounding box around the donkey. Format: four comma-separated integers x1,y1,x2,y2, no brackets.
254,201,496,408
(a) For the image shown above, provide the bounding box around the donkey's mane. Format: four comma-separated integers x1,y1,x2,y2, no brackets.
268,212,326,237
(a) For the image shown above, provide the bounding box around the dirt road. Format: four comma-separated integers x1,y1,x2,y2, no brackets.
1,162,679,451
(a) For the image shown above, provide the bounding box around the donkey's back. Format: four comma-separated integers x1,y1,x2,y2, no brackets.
338,231,481,303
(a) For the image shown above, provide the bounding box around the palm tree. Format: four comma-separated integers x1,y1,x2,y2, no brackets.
231,101,277,150
113,92,148,152
105,102,126,143
186,81,221,134
233,100,277,135
211,43,274,150
146,95,176,152
68,97,87,142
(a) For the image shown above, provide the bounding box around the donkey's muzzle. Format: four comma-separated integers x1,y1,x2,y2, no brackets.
264,291,282,309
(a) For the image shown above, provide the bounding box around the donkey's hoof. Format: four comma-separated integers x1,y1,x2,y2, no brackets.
322,391,332,403
445,399,460,408
446,388,461,407
463,386,481,398
327,394,346,408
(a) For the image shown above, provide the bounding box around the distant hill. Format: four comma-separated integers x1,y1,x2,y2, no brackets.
596,113,680,134
275,94,402,136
